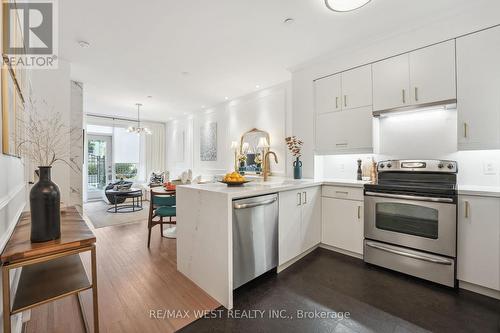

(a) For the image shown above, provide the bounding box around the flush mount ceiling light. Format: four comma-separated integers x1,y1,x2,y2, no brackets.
78,40,90,48
325,0,371,12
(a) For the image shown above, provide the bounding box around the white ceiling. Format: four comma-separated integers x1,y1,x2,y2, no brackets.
60,0,477,121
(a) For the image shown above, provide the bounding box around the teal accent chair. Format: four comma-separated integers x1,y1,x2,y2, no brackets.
148,190,176,248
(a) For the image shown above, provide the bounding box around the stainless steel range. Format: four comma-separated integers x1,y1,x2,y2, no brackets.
363,160,458,287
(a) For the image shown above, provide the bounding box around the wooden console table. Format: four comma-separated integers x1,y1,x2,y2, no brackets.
1,207,99,333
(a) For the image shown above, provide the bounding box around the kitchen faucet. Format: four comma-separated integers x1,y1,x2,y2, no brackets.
263,151,278,181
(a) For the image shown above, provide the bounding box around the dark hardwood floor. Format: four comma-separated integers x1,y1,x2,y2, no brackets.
24,216,220,333
181,248,500,333
24,215,500,333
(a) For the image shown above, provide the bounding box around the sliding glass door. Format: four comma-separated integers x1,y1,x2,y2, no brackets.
87,134,112,200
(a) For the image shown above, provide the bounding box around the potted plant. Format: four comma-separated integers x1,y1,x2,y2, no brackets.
17,101,72,242
285,136,304,179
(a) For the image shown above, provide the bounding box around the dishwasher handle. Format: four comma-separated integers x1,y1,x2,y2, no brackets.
234,197,277,210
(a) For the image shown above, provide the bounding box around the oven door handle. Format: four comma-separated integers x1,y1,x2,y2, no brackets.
364,191,454,203
365,242,453,265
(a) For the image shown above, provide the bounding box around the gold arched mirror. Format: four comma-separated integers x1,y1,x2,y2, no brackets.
239,128,270,174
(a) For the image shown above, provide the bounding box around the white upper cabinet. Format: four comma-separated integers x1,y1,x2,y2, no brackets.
315,64,372,114
373,41,456,112
315,74,342,114
409,40,456,105
456,26,500,150
314,64,373,154
341,65,373,110
372,53,410,111
457,195,500,291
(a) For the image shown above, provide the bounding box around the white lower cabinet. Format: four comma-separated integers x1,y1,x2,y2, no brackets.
300,186,321,253
278,187,321,265
322,195,364,255
457,195,500,291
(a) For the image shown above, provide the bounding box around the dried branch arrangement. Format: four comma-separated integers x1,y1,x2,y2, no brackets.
285,136,303,158
17,98,71,167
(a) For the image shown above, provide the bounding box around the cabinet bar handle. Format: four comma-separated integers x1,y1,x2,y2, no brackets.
302,192,307,204
465,201,470,218
463,122,468,138
357,206,361,219
335,97,339,109
297,192,302,206
402,89,406,104
344,95,347,108
414,87,419,102
335,191,349,195
335,143,348,147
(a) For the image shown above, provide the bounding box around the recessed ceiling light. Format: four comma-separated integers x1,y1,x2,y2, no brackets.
181,71,190,76
147,95,153,98
325,0,371,12
78,40,90,48
224,97,229,100
201,105,206,109
255,85,261,89
283,18,294,24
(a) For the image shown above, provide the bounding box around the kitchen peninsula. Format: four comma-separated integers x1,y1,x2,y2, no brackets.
176,178,367,309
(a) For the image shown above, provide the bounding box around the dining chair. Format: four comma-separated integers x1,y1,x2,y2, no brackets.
148,190,176,248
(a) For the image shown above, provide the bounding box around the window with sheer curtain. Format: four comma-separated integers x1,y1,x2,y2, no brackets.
113,127,140,180
86,116,166,183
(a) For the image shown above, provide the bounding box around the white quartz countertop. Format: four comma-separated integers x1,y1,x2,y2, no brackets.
178,177,500,199
457,185,500,198
178,178,370,199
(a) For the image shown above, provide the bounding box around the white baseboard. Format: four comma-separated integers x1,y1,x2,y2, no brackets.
459,281,500,300
277,245,319,273
319,243,363,260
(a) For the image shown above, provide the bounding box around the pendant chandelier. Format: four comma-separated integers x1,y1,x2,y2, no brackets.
127,103,152,135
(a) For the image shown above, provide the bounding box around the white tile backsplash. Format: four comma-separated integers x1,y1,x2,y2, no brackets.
317,107,500,187
317,150,500,187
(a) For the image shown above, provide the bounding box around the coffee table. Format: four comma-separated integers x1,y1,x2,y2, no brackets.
106,188,143,213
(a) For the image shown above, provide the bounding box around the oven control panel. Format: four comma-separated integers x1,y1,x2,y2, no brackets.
378,160,457,173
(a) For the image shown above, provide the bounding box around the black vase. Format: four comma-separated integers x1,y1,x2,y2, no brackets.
30,166,61,242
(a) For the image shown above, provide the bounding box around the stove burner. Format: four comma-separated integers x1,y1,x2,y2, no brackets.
366,159,458,197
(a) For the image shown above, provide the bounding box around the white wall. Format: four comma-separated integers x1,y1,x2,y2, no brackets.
166,82,291,179
30,59,73,207
292,1,500,178
165,117,193,179
317,150,500,187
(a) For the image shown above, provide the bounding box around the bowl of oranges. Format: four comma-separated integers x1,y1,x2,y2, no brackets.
219,172,250,186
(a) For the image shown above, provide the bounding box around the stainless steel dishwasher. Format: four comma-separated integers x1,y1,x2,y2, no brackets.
232,193,278,289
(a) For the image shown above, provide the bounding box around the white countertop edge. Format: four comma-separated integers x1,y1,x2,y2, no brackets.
177,178,370,200
457,185,500,198
177,179,500,198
